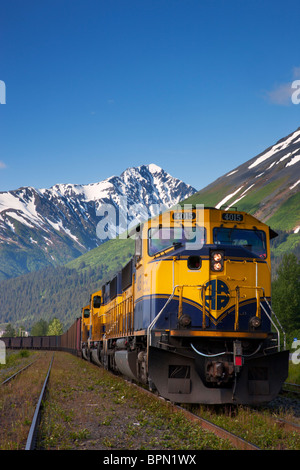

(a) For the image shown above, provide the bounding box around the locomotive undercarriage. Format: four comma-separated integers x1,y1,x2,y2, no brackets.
83,336,149,385
148,333,289,404
83,331,289,405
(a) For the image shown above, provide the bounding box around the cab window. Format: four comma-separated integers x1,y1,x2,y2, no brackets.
213,228,267,259
83,308,90,318
148,226,206,256
93,296,101,308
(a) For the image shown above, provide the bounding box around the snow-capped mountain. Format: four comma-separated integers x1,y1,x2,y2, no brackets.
0,164,196,279
184,127,300,234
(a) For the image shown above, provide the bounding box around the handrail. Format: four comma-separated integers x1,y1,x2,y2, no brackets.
260,298,286,351
263,296,286,349
233,285,286,350
103,282,287,354
233,285,264,331
260,302,281,352
147,284,205,347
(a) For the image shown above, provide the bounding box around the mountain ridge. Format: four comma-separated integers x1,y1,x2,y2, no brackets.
184,127,300,233
0,164,196,279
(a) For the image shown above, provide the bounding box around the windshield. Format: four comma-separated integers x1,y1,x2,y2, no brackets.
148,226,206,256
213,228,267,259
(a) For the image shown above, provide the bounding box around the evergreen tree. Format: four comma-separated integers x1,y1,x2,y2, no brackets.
3,323,16,337
272,253,300,333
31,319,49,336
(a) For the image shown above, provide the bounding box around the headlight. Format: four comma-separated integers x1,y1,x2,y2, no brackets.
213,253,222,262
210,250,224,272
213,261,223,271
179,314,192,327
249,316,261,329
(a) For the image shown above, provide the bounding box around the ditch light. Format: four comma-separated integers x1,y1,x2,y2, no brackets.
210,250,224,272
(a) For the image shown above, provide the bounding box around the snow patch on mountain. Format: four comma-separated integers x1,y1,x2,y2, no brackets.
290,180,300,190
229,184,255,207
248,129,300,169
286,154,300,167
215,186,244,209
226,170,238,177
0,164,197,263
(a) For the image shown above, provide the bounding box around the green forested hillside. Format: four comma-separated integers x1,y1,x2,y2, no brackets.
0,237,134,331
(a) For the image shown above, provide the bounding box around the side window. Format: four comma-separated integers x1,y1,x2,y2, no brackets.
135,235,142,262
83,308,90,318
93,296,101,309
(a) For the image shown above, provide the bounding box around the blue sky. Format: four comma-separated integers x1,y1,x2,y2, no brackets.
1,0,300,192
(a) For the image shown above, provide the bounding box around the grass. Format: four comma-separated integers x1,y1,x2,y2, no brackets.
236,179,286,215
0,349,34,383
266,192,300,231
183,178,285,217
182,183,234,209
38,352,234,450
38,352,300,451
191,404,300,450
0,352,53,449
287,362,300,384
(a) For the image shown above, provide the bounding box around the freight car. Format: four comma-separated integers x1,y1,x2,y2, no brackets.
60,317,81,355
82,206,289,405
3,333,64,351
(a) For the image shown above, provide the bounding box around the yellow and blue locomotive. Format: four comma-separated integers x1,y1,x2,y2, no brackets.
82,206,289,404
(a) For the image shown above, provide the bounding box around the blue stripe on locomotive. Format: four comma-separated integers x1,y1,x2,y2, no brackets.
134,294,271,332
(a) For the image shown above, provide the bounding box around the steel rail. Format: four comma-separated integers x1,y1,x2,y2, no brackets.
272,417,300,434
125,379,260,450
247,405,300,437
0,358,38,386
25,354,54,450
167,403,261,450
285,382,300,388
281,382,300,397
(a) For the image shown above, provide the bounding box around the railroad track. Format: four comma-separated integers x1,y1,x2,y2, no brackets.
269,415,300,434
168,402,260,450
282,382,300,396
175,400,300,449
25,354,54,450
127,379,300,450
79,359,300,450
0,352,54,450
0,358,38,385
2,351,298,450
126,380,260,450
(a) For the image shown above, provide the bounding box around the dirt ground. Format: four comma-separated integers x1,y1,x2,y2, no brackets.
38,351,232,451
